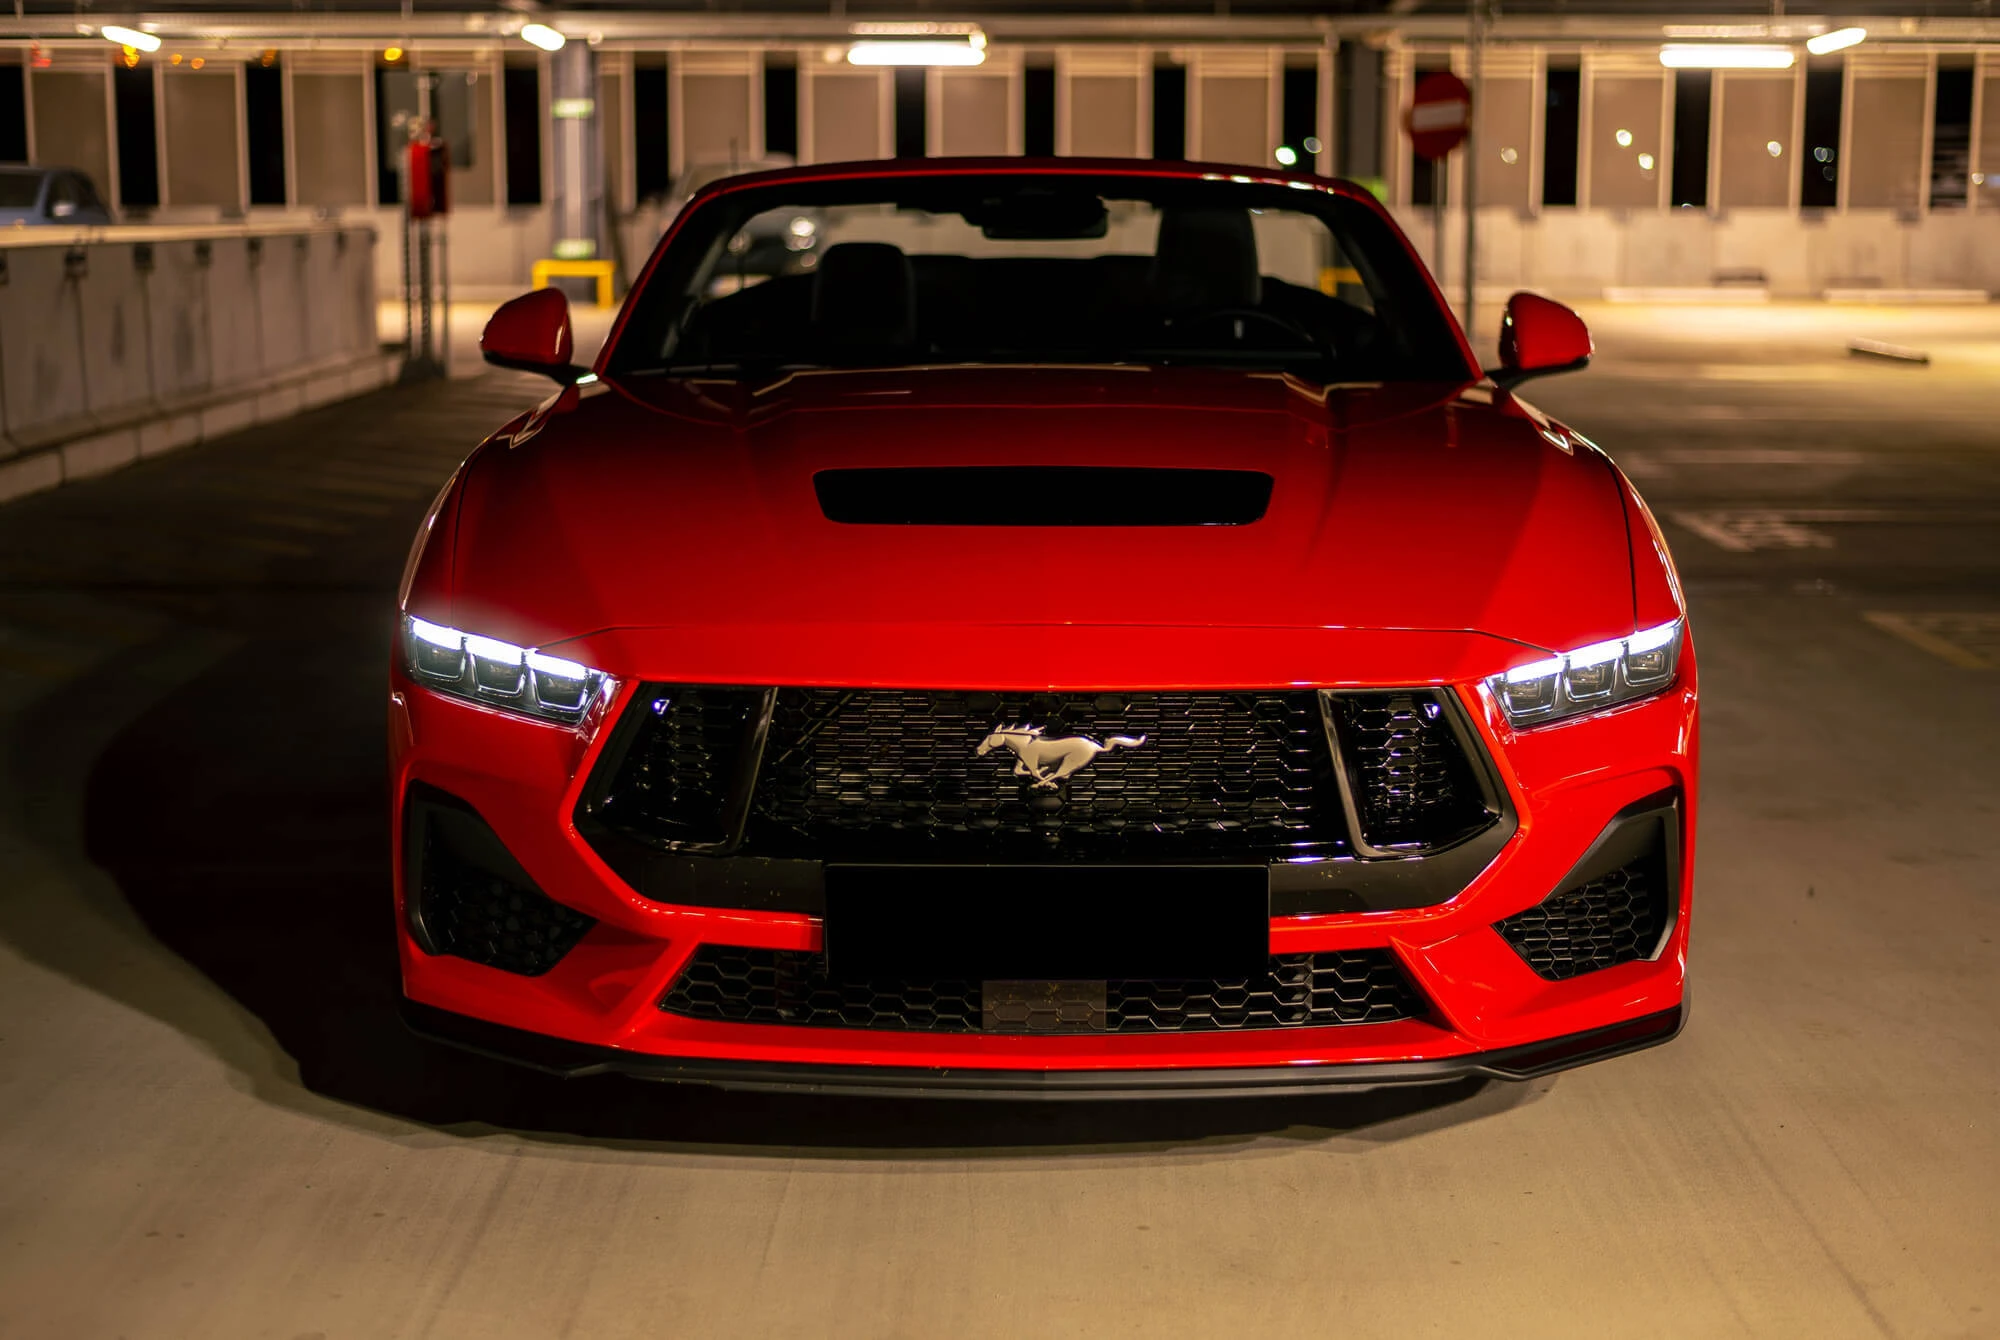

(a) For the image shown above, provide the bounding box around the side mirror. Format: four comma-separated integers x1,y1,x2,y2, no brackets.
480,288,587,383
1490,292,1592,391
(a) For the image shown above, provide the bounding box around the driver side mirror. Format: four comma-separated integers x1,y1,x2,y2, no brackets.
1490,292,1592,392
480,288,588,384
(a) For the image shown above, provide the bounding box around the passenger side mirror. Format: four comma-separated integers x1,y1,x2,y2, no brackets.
1490,292,1592,391
480,288,587,383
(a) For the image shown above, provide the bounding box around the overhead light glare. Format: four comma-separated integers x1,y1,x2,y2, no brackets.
1806,27,1866,55
1659,44,1795,70
519,22,566,52
100,24,161,52
847,39,985,67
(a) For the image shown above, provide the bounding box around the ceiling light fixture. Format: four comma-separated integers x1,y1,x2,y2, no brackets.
519,22,565,52
99,24,161,52
1805,27,1866,56
847,38,985,67
1658,44,1795,70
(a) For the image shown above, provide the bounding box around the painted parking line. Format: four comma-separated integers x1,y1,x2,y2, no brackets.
1619,448,1871,479
1862,612,1999,669
1667,508,1891,551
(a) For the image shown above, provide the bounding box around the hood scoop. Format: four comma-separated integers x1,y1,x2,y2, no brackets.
813,467,1274,527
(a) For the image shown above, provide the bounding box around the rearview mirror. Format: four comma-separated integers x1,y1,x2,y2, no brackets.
480,288,586,383
1490,292,1592,391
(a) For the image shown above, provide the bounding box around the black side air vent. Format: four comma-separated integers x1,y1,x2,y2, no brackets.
813,467,1274,526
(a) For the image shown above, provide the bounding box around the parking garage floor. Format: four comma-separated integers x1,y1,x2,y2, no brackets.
0,305,1994,1338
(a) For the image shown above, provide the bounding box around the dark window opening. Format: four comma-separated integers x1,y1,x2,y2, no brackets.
0,65,26,163
245,62,286,205
1670,70,1712,208
763,56,797,161
1799,63,1843,210
1541,65,1580,207
503,63,543,206
893,67,926,159
1024,65,1055,157
113,66,159,210
1280,64,1318,169
1151,63,1186,160
1931,63,1975,209
374,66,417,205
634,59,669,201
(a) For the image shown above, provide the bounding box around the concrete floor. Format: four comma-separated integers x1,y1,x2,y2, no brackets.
0,306,1994,1338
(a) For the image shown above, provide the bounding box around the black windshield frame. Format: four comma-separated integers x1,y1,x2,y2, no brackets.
605,169,1474,386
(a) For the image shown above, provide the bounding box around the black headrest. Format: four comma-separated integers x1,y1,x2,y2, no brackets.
1150,208,1263,312
811,242,917,352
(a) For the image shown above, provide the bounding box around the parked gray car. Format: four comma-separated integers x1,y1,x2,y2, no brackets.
0,166,115,227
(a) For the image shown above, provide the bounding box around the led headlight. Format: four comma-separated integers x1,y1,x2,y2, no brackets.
1486,619,1684,727
403,616,611,725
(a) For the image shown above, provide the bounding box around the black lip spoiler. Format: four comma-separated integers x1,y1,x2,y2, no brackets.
401,999,1685,1102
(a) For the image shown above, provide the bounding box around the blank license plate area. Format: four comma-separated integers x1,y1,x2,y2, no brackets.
822,865,1270,981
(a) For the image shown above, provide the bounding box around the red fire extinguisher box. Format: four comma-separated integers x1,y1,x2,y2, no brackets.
407,132,451,219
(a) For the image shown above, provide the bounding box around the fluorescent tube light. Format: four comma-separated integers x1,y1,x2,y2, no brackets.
519,22,566,52
1805,27,1866,56
1659,45,1795,70
847,40,986,67
100,24,161,52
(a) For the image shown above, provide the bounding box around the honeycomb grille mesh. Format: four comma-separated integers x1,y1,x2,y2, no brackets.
660,946,1425,1033
750,689,1346,861
417,825,595,977
591,687,765,846
1328,691,1493,852
1494,858,1667,981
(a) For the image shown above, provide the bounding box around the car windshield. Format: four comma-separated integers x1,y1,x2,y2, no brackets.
609,172,1470,386
0,172,44,209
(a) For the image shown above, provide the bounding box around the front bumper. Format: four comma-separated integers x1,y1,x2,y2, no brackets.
403,997,1687,1100
389,659,1698,1088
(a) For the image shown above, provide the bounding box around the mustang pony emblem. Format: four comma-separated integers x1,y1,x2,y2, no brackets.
975,725,1147,790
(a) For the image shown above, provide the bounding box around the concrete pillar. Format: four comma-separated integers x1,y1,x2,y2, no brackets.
549,43,602,259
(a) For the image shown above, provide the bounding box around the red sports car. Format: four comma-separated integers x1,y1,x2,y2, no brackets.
392,159,1696,1098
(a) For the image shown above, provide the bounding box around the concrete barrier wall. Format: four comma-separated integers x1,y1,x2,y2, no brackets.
0,224,391,502
1393,206,2000,301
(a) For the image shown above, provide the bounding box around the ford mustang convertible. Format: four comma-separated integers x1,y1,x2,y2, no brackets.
392,158,1696,1098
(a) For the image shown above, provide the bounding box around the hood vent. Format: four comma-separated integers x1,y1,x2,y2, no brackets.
813,466,1274,526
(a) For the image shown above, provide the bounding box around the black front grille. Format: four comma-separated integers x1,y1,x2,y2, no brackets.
1325,691,1494,852
581,684,1503,868
1495,855,1668,981
413,806,596,977
660,945,1425,1034
750,689,1345,861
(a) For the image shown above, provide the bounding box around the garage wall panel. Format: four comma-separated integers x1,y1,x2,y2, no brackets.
291,70,369,206
1061,50,1145,158
809,71,885,164
163,70,243,208
1476,57,1536,212
30,70,113,200
677,54,758,173
1587,69,1665,209
1716,73,1793,208
1192,51,1274,168
1846,52,1929,210
935,66,1014,157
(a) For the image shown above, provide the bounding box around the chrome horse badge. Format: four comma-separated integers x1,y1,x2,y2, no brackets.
975,725,1147,790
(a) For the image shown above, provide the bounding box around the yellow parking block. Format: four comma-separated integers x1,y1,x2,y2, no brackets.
531,258,617,309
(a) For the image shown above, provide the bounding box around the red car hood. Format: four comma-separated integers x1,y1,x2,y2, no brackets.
443,368,1635,685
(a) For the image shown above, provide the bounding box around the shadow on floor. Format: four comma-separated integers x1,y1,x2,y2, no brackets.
4,554,1527,1157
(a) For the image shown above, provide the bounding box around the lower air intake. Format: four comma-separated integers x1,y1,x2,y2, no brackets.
407,787,596,977
1494,853,1669,981
660,946,1425,1034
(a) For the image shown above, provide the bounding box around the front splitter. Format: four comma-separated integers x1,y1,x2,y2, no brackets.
401,999,1686,1101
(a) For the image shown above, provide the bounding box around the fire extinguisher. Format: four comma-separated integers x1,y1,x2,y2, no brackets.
407,123,451,220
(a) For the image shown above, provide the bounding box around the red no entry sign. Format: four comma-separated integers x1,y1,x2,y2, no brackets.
1405,72,1472,161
